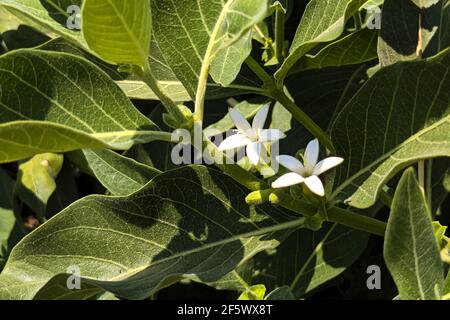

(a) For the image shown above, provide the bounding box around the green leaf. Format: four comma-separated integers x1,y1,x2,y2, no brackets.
300,28,378,71
82,0,151,67
0,166,304,300
210,31,252,87
275,0,366,81
384,168,444,300
15,153,63,219
67,149,160,196
115,78,261,102
38,37,123,80
331,49,450,208
0,49,163,163
238,284,266,300
151,0,268,99
251,217,373,298
0,0,84,45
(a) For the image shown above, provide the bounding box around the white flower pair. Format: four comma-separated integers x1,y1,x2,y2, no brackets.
218,106,344,197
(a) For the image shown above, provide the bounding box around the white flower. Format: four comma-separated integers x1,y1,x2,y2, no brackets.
271,139,344,197
218,104,286,165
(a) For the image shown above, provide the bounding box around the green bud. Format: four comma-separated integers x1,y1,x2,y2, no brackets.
245,189,273,205
269,189,285,204
304,213,324,231
162,105,194,130
117,64,134,74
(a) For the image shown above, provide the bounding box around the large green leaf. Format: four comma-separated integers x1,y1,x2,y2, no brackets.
330,49,450,208
384,168,444,300
251,211,375,298
300,28,378,71
151,0,268,99
275,0,366,81
67,149,160,196
15,153,63,219
82,0,151,67
0,166,303,300
0,0,84,45
0,49,164,163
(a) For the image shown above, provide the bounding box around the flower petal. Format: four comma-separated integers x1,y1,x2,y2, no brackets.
229,108,252,133
304,175,325,197
276,155,305,174
272,172,305,188
259,129,286,142
252,103,270,131
246,142,263,165
304,139,319,173
218,134,251,151
312,157,344,176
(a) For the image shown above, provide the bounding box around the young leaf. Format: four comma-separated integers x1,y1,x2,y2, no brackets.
0,49,163,162
15,153,63,219
275,0,366,81
384,168,444,300
0,166,304,300
82,0,151,67
67,149,160,196
331,48,450,208
151,0,268,99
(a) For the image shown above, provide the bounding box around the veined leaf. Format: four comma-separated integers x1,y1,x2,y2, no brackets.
210,31,253,87
0,0,84,45
331,49,450,208
0,166,303,300
151,0,268,99
115,79,261,102
384,168,444,300
67,149,160,196
275,0,366,81
0,49,164,162
15,153,63,219
252,219,372,298
301,28,378,71
82,0,151,67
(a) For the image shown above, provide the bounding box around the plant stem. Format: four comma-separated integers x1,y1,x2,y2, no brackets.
275,6,285,65
379,189,393,208
244,56,336,153
327,206,386,237
135,65,187,125
245,56,274,86
272,90,336,153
